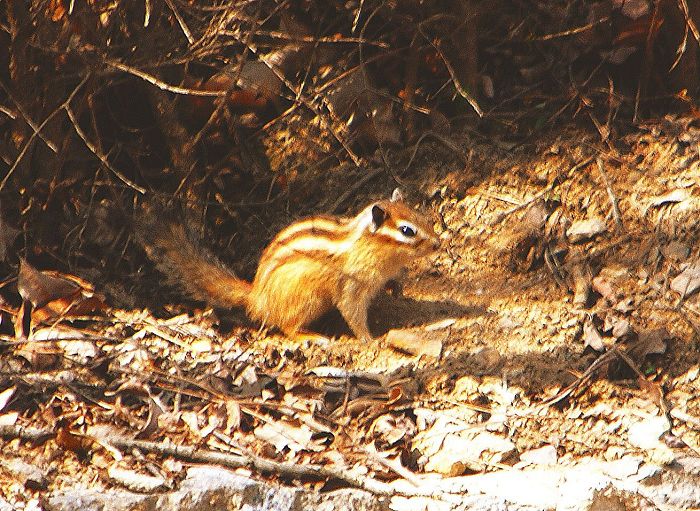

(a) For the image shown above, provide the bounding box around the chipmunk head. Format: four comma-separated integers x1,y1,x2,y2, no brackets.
366,189,439,257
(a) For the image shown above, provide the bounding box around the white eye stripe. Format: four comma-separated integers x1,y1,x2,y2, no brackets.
376,230,417,244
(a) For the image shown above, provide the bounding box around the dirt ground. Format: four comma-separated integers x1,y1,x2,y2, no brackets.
3,116,700,508
253,118,700,460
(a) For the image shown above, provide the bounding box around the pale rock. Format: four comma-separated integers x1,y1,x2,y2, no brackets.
602,455,642,479
627,416,669,450
519,445,558,466
671,264,700,297
566,218,607,243
452,375,480,398
479,377,517,406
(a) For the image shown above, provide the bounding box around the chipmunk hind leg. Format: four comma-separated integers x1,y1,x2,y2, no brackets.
248,267,334,337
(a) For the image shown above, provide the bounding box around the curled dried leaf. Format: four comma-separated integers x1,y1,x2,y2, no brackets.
18,260,80,309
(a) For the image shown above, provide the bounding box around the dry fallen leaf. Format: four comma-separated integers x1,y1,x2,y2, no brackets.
610,317,632,338
566,217,607,243
414,414,515,475
644,188,690,215
592,275,616,302
17,260,106,326
583,316,606,351
224,399,242,434
254,420,321,453
371,413,416,449
0,457,48,491
386,329,443,358
55,427,92,456
661,241,690,262
108,465,168,492
0,387,15,412
325,67,401,146
628,327,668,361
627,415,670,450
617,0,650,19
671,264,700,297
0,412,19,426
518,444,558,466
30,326,99,365
18,260,80,309
572,262,592,307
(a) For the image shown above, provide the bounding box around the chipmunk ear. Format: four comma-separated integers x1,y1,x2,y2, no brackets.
390,188,404,202
370,204,387,232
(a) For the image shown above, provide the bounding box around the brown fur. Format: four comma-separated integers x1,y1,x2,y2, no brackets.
138,196,438,340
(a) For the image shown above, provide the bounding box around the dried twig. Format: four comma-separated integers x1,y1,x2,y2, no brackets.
364,447,423,486
0,105,17,119
678,0,700,45
163,0,194,44
487,156,595,226
417,17,482,117
535,17,610,41
351,0,365,33
64,104,145,194
218,28,388,47
222,24,362,166
0,75,89,192
670,408,700,429
104,60,226,97
595,157,623,231
0,79,58,153
143,0,151,27
330,167,384,213
402,131,469,175
538,349,615,408
0,424,451,498
0,424,53,443
1,71,144,194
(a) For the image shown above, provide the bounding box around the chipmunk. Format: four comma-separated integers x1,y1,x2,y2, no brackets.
138,189,439,340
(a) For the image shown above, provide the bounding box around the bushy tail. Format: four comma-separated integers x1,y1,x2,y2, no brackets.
135,207,251,308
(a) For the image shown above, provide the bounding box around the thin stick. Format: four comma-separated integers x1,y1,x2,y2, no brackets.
0,75,90,192
352,0,365,33
164,0,194,44
364,447,422,486
538,350,616,408
0,424,451,498
0,105,16,119
535,17,609,41
417,18,482,117
143,0,151,27
218,28,387,47
402,131,469,175
595,157,623,231
0,79,58,152
487,156,594,226
678,0,700,45
105,60,226,97
64,105,145,194
330,167,384,212
225,35,362,166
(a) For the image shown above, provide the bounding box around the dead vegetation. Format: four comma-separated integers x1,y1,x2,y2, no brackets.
2,0,700,509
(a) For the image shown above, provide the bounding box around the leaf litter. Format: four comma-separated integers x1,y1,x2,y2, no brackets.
3,14,700,509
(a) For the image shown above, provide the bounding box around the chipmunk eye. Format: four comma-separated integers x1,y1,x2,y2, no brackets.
399,225,417,237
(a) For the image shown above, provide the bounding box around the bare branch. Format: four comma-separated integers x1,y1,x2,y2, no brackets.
0,75,90,192
105,60,227,97
64,104,146,194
